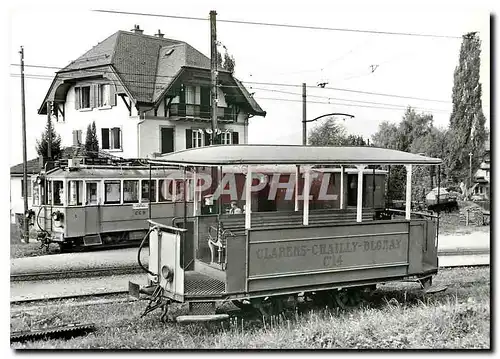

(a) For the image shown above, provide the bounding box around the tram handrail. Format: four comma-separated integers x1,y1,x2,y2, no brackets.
386,208,439,219
147,219,187,233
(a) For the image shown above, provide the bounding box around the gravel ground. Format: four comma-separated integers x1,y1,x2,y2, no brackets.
438,231,490,251
11,247,149,275
10,273,147,302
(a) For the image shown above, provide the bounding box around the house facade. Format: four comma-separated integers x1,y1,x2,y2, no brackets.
38,25,266,158
10,158,41,224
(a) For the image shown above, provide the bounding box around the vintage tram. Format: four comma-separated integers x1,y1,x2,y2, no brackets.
30,160,194,251
129,145,442,322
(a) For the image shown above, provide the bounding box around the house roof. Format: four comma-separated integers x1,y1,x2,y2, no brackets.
10,146,121,176
42,29,265,116
10,157,42,176
152,145,442,166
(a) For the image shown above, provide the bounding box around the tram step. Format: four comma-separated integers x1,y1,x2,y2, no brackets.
176,314,229,324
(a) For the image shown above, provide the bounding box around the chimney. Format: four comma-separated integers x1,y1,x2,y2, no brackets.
131,25,144,34
155,29,164,38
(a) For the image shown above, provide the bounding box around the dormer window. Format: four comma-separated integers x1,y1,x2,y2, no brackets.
98,84,111,107
75,86,91,109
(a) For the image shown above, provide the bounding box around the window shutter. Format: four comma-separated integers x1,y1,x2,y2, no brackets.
113,128,121,149
101,128,110,149
185,129,192,149
110,85,117,106
204,132,211,146
90,85,96,109
232,131,239,144
75,87,80,110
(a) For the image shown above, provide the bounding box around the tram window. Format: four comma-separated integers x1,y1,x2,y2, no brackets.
141,180,157,203
86,182,98,205
68,180,83,206
158,179,173,202
33,183,40,206
174,180,185,202
104,181,121,204
123,180,139,203
53,181,64,205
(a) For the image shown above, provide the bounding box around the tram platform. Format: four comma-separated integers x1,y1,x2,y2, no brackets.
10,231,490,276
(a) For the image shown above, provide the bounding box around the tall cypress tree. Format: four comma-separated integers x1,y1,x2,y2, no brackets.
36,117,62,159
84,121,99,158
446,32,487,185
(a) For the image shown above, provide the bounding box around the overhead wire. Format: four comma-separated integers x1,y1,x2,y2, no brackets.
92,9,463,39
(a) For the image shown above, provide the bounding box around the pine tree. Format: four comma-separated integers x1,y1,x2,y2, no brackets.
446,32,487,185
84,121,99,158
36,117,62,159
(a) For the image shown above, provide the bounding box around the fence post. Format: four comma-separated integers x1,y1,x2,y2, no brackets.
465,209,469,226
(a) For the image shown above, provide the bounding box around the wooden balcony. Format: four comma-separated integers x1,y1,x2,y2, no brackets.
169,104,236,122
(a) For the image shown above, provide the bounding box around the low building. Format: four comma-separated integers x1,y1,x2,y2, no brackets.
472,138,490,200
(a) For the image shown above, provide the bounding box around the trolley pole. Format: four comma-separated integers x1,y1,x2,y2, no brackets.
302,83,307,145
20,46,29,242
210,10,218,146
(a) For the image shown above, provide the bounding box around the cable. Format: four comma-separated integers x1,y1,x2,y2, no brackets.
92,9,463,39
254,96,450,113
10,69,452,104
11,72,452,113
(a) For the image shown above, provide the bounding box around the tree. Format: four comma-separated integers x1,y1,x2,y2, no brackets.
308,118,347,146
371,107,436,202
36,117,62,159
217,50,236,73
342,134,368,146
446,32,487,185
84,121,99,158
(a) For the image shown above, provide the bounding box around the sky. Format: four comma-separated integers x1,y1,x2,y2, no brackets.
3,0,494,167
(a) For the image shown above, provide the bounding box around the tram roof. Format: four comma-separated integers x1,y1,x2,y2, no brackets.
155,145,442,166
39,167,186,179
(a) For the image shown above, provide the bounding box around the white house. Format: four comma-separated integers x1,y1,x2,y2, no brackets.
11,25,265,224
10,158,40,224
37,25,266,158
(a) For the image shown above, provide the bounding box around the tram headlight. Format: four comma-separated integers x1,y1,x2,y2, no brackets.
51,211,64,227
161,265,174,282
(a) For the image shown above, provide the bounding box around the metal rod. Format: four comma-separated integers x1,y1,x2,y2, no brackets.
436,165,441,247
148,162,152,220
20,46,29,242
210,10,218,146
302,83,307,145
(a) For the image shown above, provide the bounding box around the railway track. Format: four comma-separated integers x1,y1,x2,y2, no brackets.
10,266,144,282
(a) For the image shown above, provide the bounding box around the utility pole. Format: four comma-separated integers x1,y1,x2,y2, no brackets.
210,10,218,146
20,46,29,243
302,83,307,145
469,152,473,197
47,101,52,159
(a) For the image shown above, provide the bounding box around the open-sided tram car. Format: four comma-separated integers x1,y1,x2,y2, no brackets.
129,145,442,322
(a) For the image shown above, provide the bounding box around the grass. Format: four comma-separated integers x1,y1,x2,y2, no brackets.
11,267,490,350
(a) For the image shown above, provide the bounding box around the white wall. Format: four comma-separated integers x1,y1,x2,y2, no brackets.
53,84,140,158
10,177,33,224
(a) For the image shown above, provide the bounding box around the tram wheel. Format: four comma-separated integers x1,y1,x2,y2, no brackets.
252,296,286,318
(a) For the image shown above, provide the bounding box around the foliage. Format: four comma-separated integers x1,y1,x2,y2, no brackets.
308,119,369,146
11,267,490,349
308,119,347,146
446,32,487,184
371,107,453,201
217,50,236,73
84,121,99,158
35,117,62,159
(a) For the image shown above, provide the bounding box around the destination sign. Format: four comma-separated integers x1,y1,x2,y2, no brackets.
249,236,407,276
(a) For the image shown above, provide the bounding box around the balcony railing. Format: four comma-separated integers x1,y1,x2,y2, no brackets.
169,104,236,122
